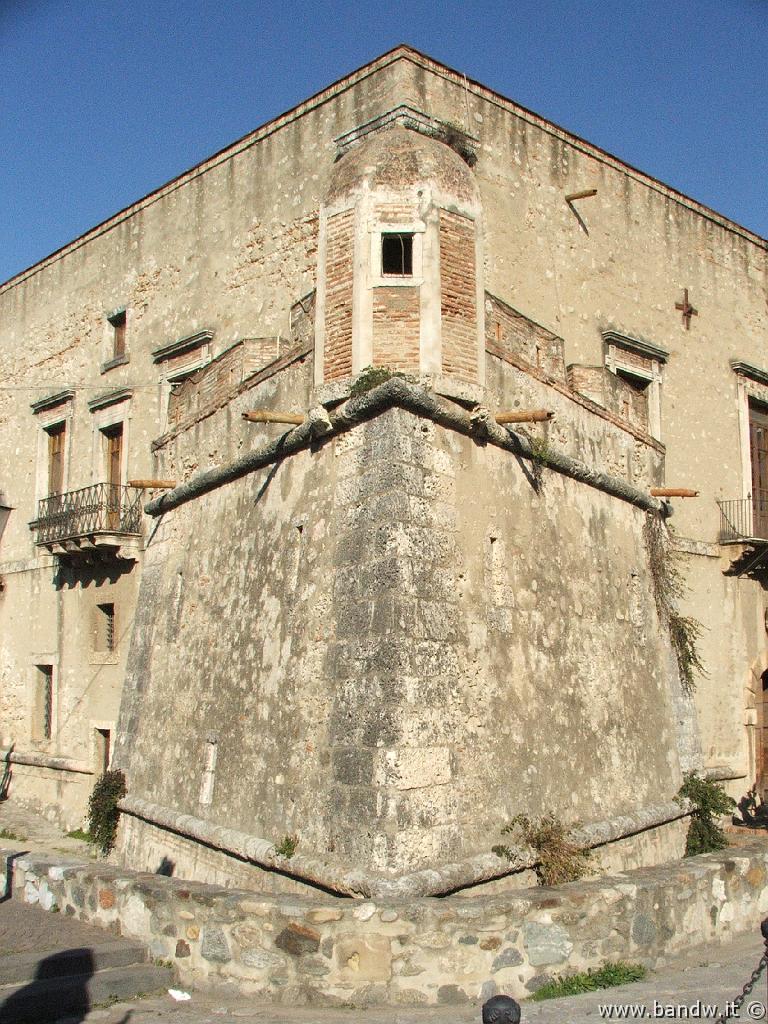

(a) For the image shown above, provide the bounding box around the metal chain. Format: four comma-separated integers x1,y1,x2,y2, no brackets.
714,951,768,1024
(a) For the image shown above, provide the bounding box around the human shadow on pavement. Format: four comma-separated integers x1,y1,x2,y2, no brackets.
0,948,132,1024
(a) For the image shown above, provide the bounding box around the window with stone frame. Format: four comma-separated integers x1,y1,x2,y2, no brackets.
381,232,414,276
603,331,667,440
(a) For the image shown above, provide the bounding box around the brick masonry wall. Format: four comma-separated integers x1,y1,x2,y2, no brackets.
167,338,283,429
567,364,650,434
324,210,355,381
372,286,420,372
439,211,478,382
485,292,566,381
9,838,768,1006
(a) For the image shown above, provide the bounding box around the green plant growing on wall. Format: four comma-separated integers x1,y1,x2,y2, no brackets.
531,961,647,1001
643,513,705,692
518,430,551,489
87,769,126,856
492,813,592,886
349,365,407,397
275,834,299,859
425,120,478,167
677,772,735,856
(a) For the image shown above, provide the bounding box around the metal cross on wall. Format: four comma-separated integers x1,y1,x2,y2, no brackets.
675,288,698,330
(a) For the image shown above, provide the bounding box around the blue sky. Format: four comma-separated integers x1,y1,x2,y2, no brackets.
1,0,766,285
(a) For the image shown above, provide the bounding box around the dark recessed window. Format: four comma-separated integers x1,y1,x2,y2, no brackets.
36,665,53,741
381,233,413,276
95,603,116,652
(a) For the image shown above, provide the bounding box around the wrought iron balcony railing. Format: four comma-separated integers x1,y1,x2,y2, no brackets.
717,497,768,544
33,483,143,547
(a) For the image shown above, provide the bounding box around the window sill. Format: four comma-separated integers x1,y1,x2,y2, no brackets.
100,354,130,374
371,275,424,288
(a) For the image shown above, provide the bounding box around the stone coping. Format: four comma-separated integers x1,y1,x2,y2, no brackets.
6,839,768,1006
144,377,668,519
118,795,690,899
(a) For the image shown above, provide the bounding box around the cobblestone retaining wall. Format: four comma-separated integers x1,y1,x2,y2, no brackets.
5,840,768,1005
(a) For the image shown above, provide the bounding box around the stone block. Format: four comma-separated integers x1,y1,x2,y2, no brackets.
522,922,573,966
492,946,523,972
375,747,451,790
274,922,320,956
335,935,392,983
240,946,285,968
438,984,469,1004
201,926,232,963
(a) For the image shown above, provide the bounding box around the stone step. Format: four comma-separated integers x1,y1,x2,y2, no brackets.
0,962,173,1023
0,938,150,986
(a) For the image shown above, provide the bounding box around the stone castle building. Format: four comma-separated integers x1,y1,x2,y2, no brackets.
1,46,767,898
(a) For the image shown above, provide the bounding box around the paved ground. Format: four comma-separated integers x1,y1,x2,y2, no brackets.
0,899,122,956
2,801,768,1023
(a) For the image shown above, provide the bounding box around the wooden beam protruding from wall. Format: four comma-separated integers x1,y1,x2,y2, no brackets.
649,488,699,498
495,409,555,424
242,410,305,425
565,189,598,202
128,479,177,489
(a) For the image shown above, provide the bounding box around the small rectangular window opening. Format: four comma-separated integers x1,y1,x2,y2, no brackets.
109,310,127,359
95,603,116,652
381,233,413,276
36,665,53,741
95,728,111,773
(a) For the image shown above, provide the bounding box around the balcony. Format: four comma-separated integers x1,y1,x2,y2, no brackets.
32,483,143,559
717,497,768,545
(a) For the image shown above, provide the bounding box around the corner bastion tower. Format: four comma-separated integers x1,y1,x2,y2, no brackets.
7,44,768,1007
114,117,694,898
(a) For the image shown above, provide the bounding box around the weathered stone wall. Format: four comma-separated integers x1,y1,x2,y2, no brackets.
0,53,407,825
112,349,689,889
9,838,768,1005
394,53,768,788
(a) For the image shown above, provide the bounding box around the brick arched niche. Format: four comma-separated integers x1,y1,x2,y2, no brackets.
314,126,484,386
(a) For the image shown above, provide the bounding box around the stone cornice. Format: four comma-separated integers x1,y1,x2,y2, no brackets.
30,389,75,414
731,360,768,389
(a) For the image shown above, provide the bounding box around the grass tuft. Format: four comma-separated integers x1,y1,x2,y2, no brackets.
531,961,646,1001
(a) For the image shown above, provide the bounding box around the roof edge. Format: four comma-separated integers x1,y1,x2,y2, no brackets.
2,43,765,293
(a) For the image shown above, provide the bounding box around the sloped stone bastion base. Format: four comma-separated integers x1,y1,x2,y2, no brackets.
5,840,768,1006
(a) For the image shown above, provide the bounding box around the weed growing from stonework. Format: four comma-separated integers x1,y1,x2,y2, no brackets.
677,772,735,856
424,120,478,166
349,365,407,397
643,513,705,692
275,834,299,859
530,961,646,1001
65,828,92,843
493,813,592,886
0,827,24,842
88,769,126,855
